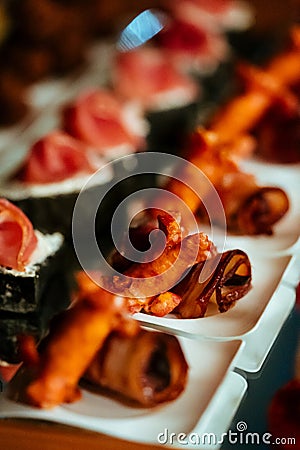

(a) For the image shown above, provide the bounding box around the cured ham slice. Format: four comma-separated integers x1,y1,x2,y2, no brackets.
0,198,37,271
156,14,229,73
0,363,22,383
112,47,200,110
18,130,92,184
63,89,147,155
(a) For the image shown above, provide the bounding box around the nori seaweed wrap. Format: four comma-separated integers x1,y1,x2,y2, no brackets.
0,232,71,363
0,199,71,364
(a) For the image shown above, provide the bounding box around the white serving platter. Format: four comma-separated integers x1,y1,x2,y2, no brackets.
0,338,246,450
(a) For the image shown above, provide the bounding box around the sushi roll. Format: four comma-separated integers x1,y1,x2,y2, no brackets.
0,130,108,237
0,198,70,363
111,46,201,152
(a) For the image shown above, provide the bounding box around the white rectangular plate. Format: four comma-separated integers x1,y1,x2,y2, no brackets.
135,253,295,338
0,338,245,449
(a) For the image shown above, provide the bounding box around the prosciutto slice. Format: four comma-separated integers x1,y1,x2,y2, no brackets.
63,89,146,154
19,130,92,184
112,47,199,110
0,198,37,271
156,16,228,72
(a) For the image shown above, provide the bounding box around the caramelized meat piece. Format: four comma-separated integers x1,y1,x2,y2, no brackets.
174,249,252,318
85,328,188,407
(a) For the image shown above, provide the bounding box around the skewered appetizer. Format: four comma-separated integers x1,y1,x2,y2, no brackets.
155,0,252,77
0,199,70,364
85,328,188,407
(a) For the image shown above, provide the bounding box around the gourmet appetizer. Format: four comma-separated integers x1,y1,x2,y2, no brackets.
10,291,128,408
163,0,253,31
81,211,252,319
62,88,149,159
85,328,188,407
172,248,251,318
155,8,229,75
0,130,106,236
112,46,201,151
208,26,300,163
159,128,289,235
9,286,188,409
0,198,70,364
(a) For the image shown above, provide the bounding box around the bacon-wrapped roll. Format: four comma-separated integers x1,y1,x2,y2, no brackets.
9,281,189,408
163,129,289,235
84,329,188,407
173,249,252,318
104,212,217,314
97,212,251,318
76,251,251,321
11,291,128,409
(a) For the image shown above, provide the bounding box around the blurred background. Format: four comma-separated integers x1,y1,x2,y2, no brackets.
0,0,299,126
